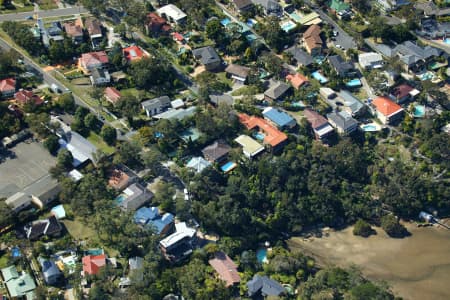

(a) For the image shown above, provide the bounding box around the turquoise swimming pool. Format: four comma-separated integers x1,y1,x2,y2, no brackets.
289,12,302,23
362,125,377,131
281,21,296,32
419,72,435,81
346,79,362,87
253,132,265,141
85,248,104,256
221,161,237,173
256,248,268,263
444,38,450,45
221,18,231,26
414,105,425,118
311,71,328,84
115,194,126,205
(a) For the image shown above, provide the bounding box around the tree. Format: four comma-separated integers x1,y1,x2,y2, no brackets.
205,19,225,43
84,113,98,131
114,141,141,169
100,125,117,145
129,57,175,90
153,181,176,212
58,93,76,113
44,135,60,155
25,113,50,138
141,147,164,176
57,149,74,170
116,94,140,125
0,199,14,228
380,215,408,238
353,219,374,237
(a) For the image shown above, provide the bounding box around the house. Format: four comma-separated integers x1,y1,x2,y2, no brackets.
286,73,309,90
85,18,102,39
123,45,149,62
24,216,63,240
320,87,337,100
146,13,171,36
232,0,254,13
64,19,84,43
358,52,383,70
14,89,44,106
234,135,265,159
141,96,171,117
192,46,221,71
209,94,234,106
134,206,174,235
393,41,442,73
263,107,296,129
336,90,366,117
225,64,250,85
415,2,450,18
58,131,98,167
239,114,288,151
117,183,154,211
79,51,109,73
171,99,184,109
1,266,36,299
303,109,334,140
108,167,136,191
159,222,196,263
251,0,283,17
389,84,420,103
376,0,410,12
38,257,62,285
202,141,231,163
329,0,350,16
299,12,322,26
186,157,212,173
372,96,404,124
209,252,240,287
104,87,121,105
90,68,111,86
327,111,358,134
247,275,286,298
157,4,187,24
303,24,323,56
328,55,356,77
286,47,314,67
0,78,16,98
264,81,291,101
82,254,106,276
153,106,197,121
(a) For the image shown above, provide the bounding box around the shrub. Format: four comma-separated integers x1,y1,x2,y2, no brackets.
353,219,374,237
381,215,408,238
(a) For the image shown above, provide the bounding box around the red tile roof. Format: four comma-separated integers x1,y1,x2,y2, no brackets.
14,90,43,106
172,32,184,41
123,46,148,61
286,73,309,89
104,87,121,104
208,252,240,287
80,51,109,68
82,254,106,275
303,108,328,129
147,13,171,32
239,113,287,147
372,96,403,116
392,84,414,99
0,78,16,92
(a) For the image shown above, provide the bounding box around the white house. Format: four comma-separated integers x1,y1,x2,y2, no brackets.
157,4,187,24
358,52,383,70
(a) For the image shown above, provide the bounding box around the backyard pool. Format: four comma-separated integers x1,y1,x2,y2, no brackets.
221,18,231,26
244,32,257,42
281,20,297,32
289,12,302,23
346,78,362,88
419,71,435,81
414,105,425,118
85,248,104,256
256,248,268,264
253,132,265,141
115,194,126,205
311,71,328,84
246,18,257,27
361,123,381,132
11,247,21,258
444,38,450,45
221,161,237,173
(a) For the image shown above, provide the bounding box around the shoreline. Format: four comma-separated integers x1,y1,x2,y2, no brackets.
288,222,450,300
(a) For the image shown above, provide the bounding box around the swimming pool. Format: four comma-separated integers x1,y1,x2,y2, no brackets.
256,248,268,264
361,123,381,132
85,248,104,256
419,71,435,81
253,132,265,141
221,161,237,173
221,18,231,26
346,79,362,87
281,21,296,33
11,247,21,258
289,12,302,23
246,18,257,27
244,32,257,42
311,71,328,84
444,38,450,45
413,105,425,118
115,194,126,205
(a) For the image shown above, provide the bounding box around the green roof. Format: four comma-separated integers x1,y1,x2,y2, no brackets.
330,0,350,12
6,273,36,298
1,265,19,282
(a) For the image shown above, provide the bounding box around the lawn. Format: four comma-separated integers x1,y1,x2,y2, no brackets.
0,254,9,268
62,219,97,241
231,85,261,96
87,131,115,155
216,72,233,89
37,0,58,10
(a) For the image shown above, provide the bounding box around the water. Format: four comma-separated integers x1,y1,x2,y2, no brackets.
281,21,297,32
85,248,104,256
419,72,435,81
221,161,237,172
289,12,302,23
346,79,362,87
311,71,328,84
413,105,425,118
256,248,268,263
254,132,265,141
221,18,231,26
115,194,126,205
444,38,450,45
361,124,377,132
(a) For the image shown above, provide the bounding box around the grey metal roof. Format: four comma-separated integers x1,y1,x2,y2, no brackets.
265,81,290,99
286,46,314,66
338,90,365,115
129,257,144,270
209,94,234,106
192,46,221,66
327,110,358,131
247,275,285,297
328,55,354,76
142,96,171,112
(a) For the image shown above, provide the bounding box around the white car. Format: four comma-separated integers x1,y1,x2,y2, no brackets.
336,44,345,50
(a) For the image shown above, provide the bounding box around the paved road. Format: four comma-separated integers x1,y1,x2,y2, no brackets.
0,6,88,22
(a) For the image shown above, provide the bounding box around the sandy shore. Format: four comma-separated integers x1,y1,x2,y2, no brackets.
288,223,450,300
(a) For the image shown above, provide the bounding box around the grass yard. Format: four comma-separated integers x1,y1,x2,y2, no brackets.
354,88,368,101
87,131,115,155
37,0,58,10
62,219,97,241
216,72,233,89
231,85,261,96
0,254,9,268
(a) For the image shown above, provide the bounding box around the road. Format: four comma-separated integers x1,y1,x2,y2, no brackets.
0,6,88,22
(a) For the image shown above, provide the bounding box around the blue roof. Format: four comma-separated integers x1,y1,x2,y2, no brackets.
263,107,294,128
134,207,174,234
51,205,66,219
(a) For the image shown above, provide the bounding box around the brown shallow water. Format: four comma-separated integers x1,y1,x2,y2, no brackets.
288,223,450,300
